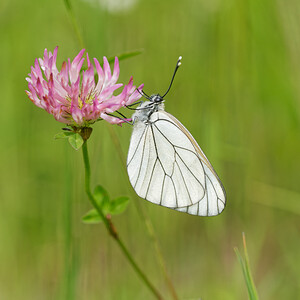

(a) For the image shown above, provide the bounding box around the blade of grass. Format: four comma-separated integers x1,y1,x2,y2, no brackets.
234,233,259,300
63,0,85,49
107,49,144,64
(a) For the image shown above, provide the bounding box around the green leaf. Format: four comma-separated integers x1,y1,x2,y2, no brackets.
54,131,75,139
109,196,130,215
68,133,83,150
82,193,129,225
107,49,144,64
82,209,102,224
93,185,110,209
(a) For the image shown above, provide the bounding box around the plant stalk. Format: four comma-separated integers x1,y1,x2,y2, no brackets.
107,125,179,300
82,141,163,300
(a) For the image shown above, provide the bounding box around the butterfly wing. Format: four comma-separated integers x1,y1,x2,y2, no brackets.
127,110,226,216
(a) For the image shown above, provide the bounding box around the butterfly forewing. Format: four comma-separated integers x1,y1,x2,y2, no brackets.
127,110,226,216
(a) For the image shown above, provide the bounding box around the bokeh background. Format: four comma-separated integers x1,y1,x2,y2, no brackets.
1,0,300,299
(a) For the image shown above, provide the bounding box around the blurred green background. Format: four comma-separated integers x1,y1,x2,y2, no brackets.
1,0,300,299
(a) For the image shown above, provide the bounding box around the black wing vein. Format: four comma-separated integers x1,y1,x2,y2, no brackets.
133,127,148,188
127,125,147,167
175,160,193,206
145,158,158,199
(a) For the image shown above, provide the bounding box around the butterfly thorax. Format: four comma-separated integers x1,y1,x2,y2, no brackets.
132,96,165,124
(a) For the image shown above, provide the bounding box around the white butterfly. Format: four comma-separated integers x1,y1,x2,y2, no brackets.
127,57,226,216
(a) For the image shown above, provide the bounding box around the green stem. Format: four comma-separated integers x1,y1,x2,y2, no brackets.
107,126,179,300
62,144,77,300
82,141,163,300
63,0,85,49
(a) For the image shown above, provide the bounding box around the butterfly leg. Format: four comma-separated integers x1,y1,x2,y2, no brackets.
125,101,143,110
105,112,133,125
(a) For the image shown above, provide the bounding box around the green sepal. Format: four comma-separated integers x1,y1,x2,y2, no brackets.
54,131,75,139
82,209,102,224
68,133,84,150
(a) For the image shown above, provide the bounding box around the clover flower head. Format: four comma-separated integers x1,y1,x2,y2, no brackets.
26,47,144,126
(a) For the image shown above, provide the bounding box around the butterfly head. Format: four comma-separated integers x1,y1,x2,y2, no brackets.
149,94,164,103
132,56,182,123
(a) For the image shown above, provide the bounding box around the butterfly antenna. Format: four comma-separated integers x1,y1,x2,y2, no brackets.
142,89,150,97
136,88,151,100
162,56,182,98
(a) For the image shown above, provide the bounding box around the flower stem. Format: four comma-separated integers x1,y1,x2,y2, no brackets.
62,144,78,300
81,141,163,299
107,125,179,300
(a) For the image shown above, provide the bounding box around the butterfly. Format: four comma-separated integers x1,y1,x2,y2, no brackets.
126,57,226,216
